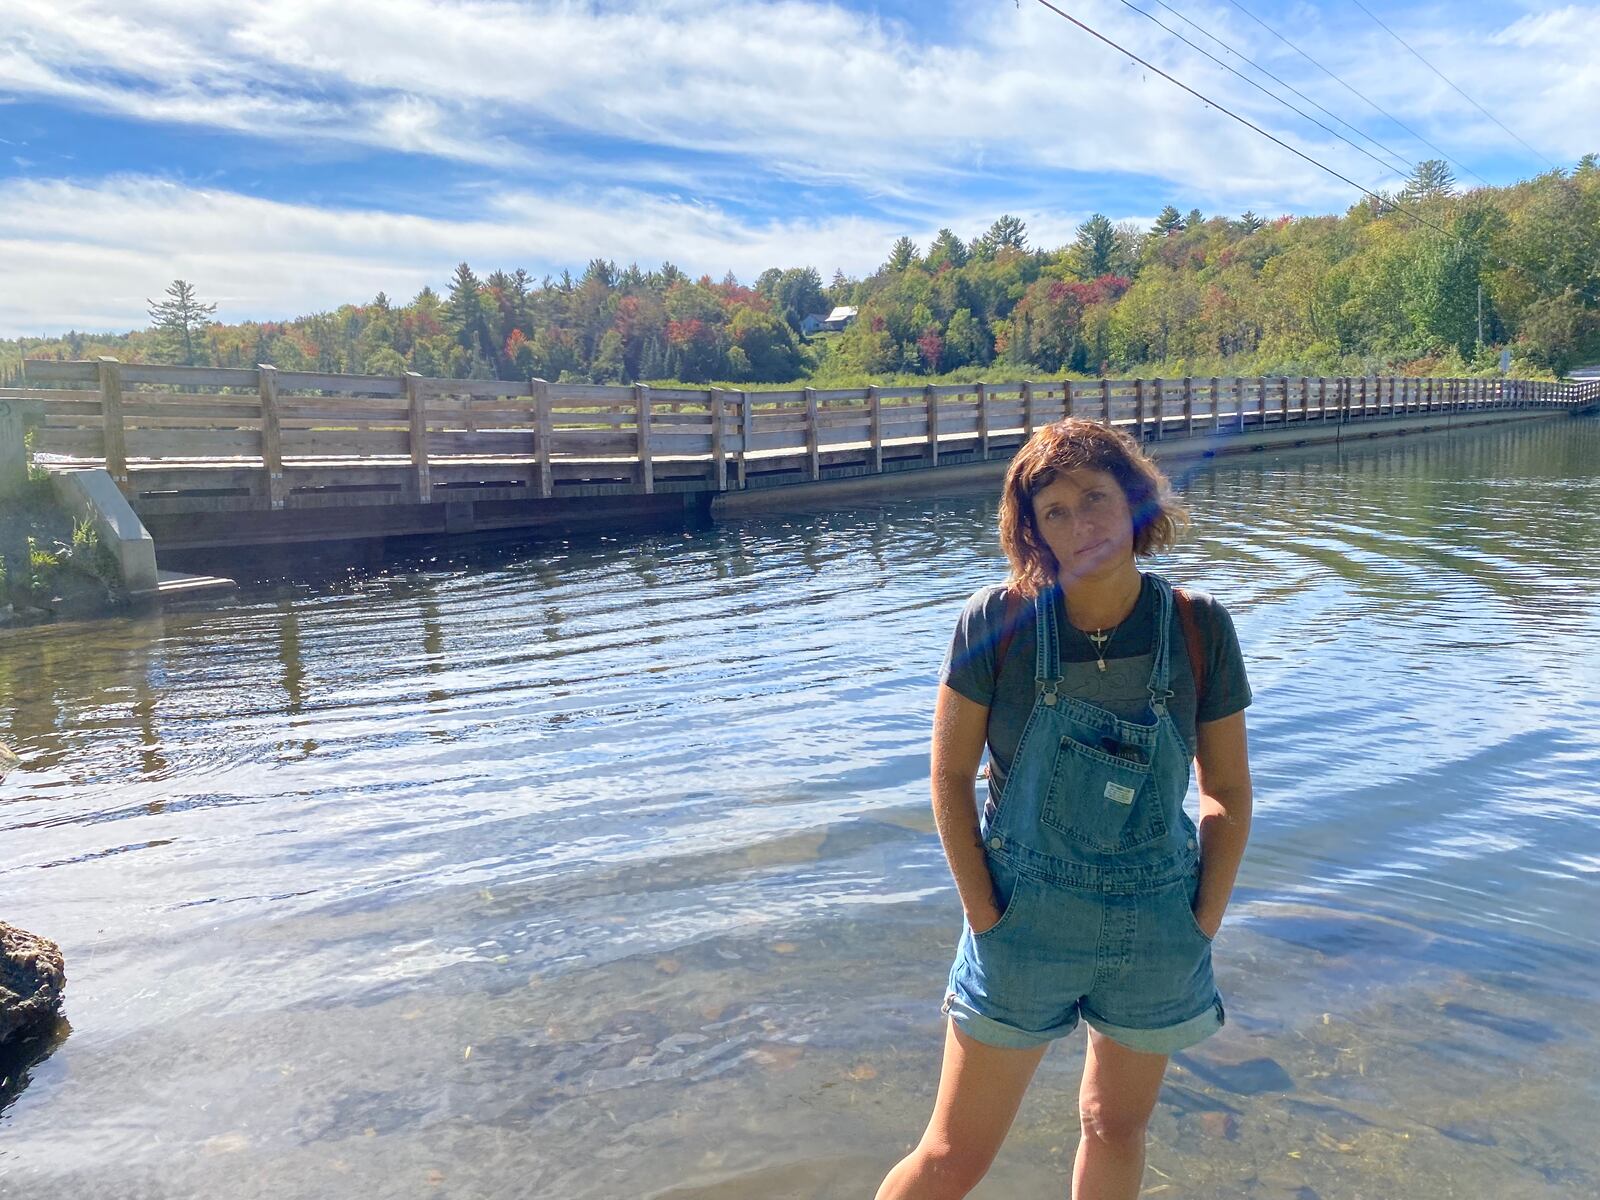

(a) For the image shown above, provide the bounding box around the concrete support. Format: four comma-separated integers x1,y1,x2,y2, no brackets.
49,467,159,594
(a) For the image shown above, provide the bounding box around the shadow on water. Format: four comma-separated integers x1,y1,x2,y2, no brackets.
0,1017,70,1118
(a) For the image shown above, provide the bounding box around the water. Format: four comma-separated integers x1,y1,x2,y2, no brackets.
3,415,1599,1199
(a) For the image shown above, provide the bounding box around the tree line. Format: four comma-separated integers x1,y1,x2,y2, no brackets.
8,158,1599,386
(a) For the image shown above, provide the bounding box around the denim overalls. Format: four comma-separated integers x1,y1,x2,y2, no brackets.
942,572,1225,1054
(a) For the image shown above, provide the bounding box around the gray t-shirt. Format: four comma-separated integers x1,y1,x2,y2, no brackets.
940,573,1251,781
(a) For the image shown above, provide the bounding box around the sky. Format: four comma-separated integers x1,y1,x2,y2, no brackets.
1,0,1594,336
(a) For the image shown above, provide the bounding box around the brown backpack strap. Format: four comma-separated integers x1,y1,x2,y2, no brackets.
1174,586,1208,710
993,587,1026,687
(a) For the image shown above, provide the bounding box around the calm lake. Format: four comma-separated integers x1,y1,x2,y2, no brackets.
3,414,1598,1199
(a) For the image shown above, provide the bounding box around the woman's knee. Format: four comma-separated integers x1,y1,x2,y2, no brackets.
909,1138,997,1198
1078,1099,1151,1150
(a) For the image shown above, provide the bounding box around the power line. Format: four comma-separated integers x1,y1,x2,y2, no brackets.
1344,0,1558,171
1143,0,1414,177
1026,0,1460,240
1114,0,1415,183
1221,0,1493,189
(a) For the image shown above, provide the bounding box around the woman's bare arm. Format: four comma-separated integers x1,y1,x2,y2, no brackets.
1191,709,1253,937
931,683,1004,932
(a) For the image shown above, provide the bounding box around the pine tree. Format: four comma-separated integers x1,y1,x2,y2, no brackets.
146,279,217,366
1151,205,1185,236
1071,215,1119,277
980,214,1028,255
886,237,921,272
927,228,969,270
1238,210,1265,233
1400,159,1456,203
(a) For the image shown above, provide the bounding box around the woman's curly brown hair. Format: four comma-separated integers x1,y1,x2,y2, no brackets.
999,418,1189,597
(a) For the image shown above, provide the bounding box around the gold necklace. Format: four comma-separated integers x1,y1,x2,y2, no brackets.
1083,624,1120,672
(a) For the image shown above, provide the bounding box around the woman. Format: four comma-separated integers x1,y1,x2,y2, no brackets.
877,419,1254,1200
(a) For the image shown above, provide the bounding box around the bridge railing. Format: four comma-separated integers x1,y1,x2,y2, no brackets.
5,359,1595,508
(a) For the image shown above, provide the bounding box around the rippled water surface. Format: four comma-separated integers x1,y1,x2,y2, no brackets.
3,416,1599,1198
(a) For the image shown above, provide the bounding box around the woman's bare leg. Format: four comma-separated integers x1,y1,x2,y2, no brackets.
1071,1028,1170,1200
876,1020,1048,1200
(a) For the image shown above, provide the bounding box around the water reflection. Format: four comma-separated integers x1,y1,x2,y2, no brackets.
0,416,1597,1198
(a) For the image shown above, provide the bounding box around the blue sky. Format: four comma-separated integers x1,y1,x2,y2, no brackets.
1,0,1593,336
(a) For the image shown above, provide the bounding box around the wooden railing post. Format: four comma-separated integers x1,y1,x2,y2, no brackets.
1135,378,1147,440
868,385,883,473
96,356,129,491
1022,380,1036,435
803,386,819,480
1280,376,1291,425
735,390,749,488
406,371,431,502
532,378,552,497
1256,376,1267,428
635,383,654,494
1300,376,1311,422
1101,378,1112,426
708,386,726,491
1209,377,1220,429
1181,376,1194,436
976,382,990,458
1153,377,1166,439
925,385,940,465
257,364,286,509
1062,379,1074,422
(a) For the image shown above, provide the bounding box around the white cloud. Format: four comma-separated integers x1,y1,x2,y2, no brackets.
0,0,1467,200
0,175,909,334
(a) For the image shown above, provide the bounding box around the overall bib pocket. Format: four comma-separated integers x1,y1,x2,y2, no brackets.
1041,734,1167,852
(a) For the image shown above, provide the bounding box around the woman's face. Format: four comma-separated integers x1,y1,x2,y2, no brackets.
1029,468,1137,584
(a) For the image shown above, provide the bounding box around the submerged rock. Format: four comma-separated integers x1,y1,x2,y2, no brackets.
0,923,65,1046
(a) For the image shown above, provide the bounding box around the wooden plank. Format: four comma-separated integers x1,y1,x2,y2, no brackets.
406,372,430,502
547,432,637,457
125,429,261,457
285,430,411,456
532,379,553,497
97,358,129,490
424,379,533,399
273,370,405,395
23,359,100,384
258,365,286,509
546,383,637,403
868,385,883,472
119,364,261,388
804,386,820,481
122,389,263,409
636,384,654,494
710,388,727,490
648,433,715,454
31,428,104,457
976,382,990,458
730,390,748,488
428,431,538,455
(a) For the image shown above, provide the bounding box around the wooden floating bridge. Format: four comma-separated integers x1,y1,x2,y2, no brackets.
4,358,1596,553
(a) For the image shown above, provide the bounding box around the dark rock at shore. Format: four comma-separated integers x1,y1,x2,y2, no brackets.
0,923,66,1046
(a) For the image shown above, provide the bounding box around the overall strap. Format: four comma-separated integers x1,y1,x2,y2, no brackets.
1145,573,1175,713
1173,586,1208,709
1035,586,1062,702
